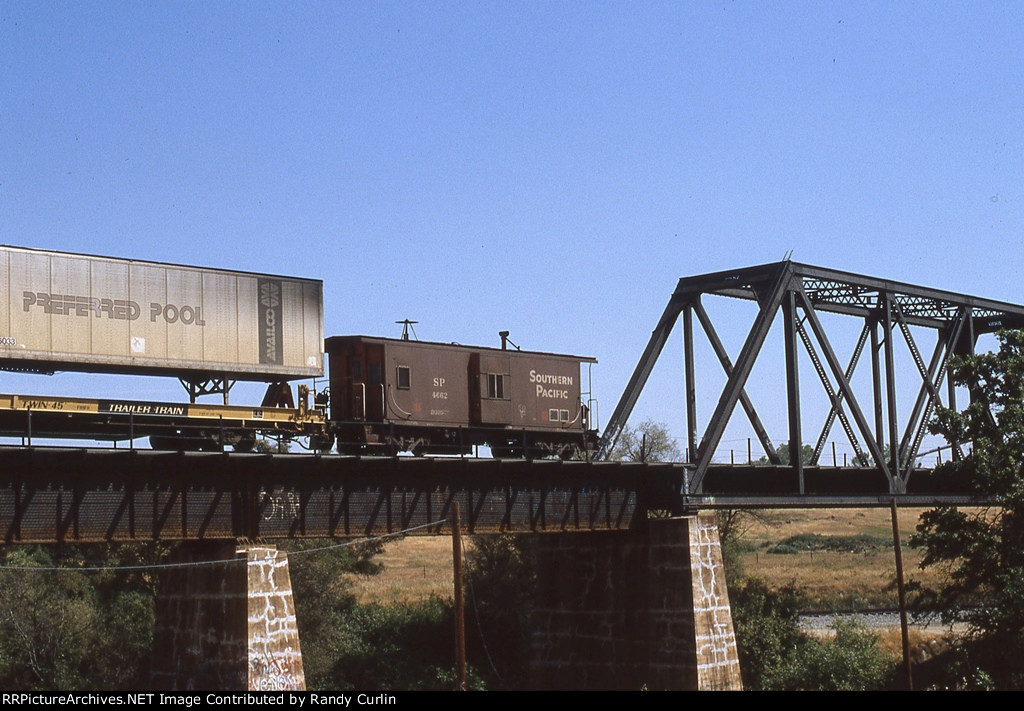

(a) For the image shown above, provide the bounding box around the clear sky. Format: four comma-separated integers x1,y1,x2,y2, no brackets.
2,2,1022,458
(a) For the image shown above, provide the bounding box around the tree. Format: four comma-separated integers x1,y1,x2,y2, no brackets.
608,419,683,462
284,538,386,689
754,442,814,466
911,329,1024,688
253,437,291,454
464,535,537,690
0,543,164,690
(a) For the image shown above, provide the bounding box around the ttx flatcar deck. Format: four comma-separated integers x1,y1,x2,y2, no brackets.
0,391,325,451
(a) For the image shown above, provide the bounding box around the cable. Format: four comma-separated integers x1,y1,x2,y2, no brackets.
0,518,449,574
464,559,504,686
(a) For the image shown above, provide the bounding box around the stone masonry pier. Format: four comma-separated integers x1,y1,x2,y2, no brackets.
529,513,741,690
151,543,305,691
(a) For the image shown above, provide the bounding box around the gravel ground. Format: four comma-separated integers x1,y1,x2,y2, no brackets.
801,611,967,634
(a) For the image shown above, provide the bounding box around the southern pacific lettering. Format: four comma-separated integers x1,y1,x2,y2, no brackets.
530,370,573,399
23,292,205,326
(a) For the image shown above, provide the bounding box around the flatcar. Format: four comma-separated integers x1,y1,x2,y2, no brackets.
323,335,598,458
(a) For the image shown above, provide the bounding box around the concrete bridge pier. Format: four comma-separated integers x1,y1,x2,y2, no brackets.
151,542,306,691
530,513,742,690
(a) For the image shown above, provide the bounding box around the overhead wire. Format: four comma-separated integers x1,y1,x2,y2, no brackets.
0,518,448,574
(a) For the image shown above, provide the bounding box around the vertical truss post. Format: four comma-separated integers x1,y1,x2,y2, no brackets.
683,303,697,463
946,319,966,460
690,263,793,492
783,290,804,493
870,318,885,455
882,295,901,489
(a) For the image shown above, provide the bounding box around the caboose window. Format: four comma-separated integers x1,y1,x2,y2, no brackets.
486,373,506,399
396,365,411,389
549,408,559,422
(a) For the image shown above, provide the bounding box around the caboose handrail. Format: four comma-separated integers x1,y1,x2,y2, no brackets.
387,384,413,419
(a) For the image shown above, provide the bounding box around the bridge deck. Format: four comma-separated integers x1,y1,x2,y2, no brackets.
0,448,981,543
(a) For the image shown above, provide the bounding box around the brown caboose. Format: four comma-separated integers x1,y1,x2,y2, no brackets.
324,335,597,457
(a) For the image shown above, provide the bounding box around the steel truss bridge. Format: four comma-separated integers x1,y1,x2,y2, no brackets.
600,260,1024,497
2,261,1020,543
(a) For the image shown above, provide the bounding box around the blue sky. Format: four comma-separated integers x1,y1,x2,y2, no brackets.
2,2,1022,458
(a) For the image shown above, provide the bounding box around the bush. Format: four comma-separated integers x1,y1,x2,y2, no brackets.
731,578,896,690
325,597,484,690
766,533,886,554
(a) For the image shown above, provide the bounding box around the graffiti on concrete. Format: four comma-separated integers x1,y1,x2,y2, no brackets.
248,649,302,691
245,547,306,691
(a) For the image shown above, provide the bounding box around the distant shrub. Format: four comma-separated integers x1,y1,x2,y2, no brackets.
766,533,886,554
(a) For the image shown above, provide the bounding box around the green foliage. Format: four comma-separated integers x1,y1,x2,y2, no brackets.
464,535,538,690
798,619,897,691
325,597,483,690
911,330,1024,688
253,437,291,454
608,418,683,462
731,578,809,689
731,578,895,690
0,543,165,690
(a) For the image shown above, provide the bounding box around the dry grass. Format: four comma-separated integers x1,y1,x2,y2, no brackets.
351,536,454,605
734,507,948,609
350,507,953,611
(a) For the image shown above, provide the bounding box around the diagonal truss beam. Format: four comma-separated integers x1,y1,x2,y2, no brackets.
796,290,895,489
597,294,685,459
689,262,794,491
895,306,968,475
809,322,870,465
692,301,781,465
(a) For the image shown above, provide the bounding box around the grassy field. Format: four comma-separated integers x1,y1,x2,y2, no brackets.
351,507,951,611
731,507,947,610
351,536,455,604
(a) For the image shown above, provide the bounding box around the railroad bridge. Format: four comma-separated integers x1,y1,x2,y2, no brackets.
2,261,1020,690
